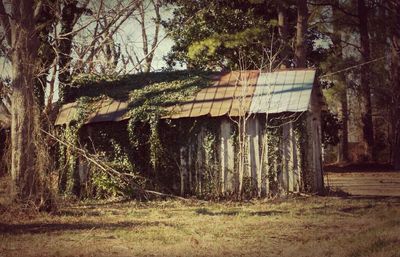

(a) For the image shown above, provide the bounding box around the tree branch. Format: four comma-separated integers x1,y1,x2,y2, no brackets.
33,0,43,22
0,0,11,46
308,0,358,18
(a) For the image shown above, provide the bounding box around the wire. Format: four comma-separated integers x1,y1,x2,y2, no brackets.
319,50,400,79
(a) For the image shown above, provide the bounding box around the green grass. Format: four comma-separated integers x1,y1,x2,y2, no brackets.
0,196,400,257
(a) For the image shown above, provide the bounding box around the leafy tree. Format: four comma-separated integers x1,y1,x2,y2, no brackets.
163,0,329,71
163,0,291,69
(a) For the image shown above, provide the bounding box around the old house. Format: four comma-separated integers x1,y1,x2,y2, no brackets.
55,69,324,198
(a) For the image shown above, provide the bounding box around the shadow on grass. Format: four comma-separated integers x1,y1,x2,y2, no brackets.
195,208,288,216
0,220,172,235
340,204,374,213
56,210,104,217
324,187,400,202
323,187,351,197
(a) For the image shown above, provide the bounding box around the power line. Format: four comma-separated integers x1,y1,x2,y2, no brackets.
319,50,400,79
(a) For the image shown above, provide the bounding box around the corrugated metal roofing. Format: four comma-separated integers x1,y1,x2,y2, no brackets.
86,100,129,123
55,69,316,125
55,99,130,125
166,70,258,119
55,102,79,125
249,69,315,114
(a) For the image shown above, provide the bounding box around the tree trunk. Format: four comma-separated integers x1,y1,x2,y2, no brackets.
340,93,350,162
9,0,41,199
358,0,374,159
391,2,400,170
277,2,290,67
295,0,308,68
331,0,349,163
58,1,79,102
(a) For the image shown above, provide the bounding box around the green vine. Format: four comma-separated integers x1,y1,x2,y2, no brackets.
57,71,213,198
58,97,93,196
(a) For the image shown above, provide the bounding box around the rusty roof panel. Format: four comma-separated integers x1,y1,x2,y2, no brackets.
85,100,130,124
213,71,239,116
199,79,220,116
229,71,258,117
208,72,232,117
169,70,259,119
55,69,316,125
55,100,130,125
55,102,79,125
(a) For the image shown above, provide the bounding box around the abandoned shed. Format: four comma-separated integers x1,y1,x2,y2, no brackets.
55,69,324,198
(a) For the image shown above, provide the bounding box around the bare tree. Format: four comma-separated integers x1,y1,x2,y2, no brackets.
357,0,374,159
121,0,163,73
0,0,43,201
0,80,11,128
0,0,165,205
295,0,308,68
70,0,163,76
135,0,161,72
229,29,288,197
388,0,400,169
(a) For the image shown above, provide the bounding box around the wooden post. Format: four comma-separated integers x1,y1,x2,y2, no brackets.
247,117,262,197
78,156,89,198
292,129,301,192
220,121,227,194
195,127,205,194
188,145,193,194
305,87,324,193
288,123,294,192
220,119,235,194
281,123,290,193
262,128,269,196
180,146,187,196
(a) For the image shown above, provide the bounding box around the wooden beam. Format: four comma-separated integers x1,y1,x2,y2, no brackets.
305,87,324,193
179,146,188,196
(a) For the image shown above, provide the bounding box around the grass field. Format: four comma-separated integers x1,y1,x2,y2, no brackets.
1,195,400,257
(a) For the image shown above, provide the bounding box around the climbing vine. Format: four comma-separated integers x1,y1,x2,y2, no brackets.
56,71,213,199
57,97,93,196
56,70,312,200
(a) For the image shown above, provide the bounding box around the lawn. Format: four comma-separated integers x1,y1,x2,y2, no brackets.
1,196,400,257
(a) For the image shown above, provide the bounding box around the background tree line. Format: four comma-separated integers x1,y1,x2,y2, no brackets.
0,0,399,208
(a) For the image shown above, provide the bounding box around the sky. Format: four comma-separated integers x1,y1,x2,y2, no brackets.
0,1,175,103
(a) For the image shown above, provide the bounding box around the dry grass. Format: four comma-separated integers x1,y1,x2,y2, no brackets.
0,196,400,257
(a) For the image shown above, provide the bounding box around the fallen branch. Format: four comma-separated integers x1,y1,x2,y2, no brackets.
41,128,189,201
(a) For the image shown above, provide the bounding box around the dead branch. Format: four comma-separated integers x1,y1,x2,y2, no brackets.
41,128,189,201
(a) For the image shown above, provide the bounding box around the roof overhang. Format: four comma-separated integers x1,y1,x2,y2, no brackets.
55,69,317,125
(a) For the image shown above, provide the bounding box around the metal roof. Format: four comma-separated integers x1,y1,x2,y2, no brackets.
55,99,130,125
249,69,315,114
166,70,258,119
55,102,78,125
55,69,316,125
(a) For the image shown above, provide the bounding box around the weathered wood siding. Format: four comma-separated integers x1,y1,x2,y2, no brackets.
178,115,315,197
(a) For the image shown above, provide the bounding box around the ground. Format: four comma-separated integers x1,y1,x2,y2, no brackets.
0,169,400,257
324,164,400,197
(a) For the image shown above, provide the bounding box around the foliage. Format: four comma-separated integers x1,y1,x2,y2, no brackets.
163,0,330,70
57,71,214,198
163,0,294,69
197,121,221,198
57,97,94,196
264,124,282,195
69,70,214,102
125,72,213,181
321,110,341,147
